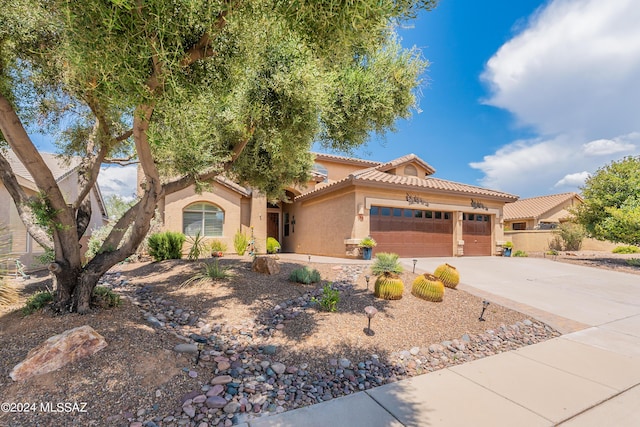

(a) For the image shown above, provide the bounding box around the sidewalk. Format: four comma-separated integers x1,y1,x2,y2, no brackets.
237,256,640,426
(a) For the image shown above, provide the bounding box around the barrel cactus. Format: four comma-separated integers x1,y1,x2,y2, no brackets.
434,263,459,289
411,273,444,302
371,252,404,300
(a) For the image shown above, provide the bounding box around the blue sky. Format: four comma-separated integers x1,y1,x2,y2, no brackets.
32,0,640,200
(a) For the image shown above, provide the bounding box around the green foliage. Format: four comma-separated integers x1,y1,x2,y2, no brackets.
147,231,186,261
22,290,53,315
503,241,513,249
613,245,640,254
574,156,640,245
266,237,280,254
210,240,228,254
546,249,559,256
513,250,528,257
180,259,231,287
92,286,121,308
548,235,563,252
233,231,249,256
86,225,114,261
555,223,585,251
186,231,207,260
33,248,55,267
289,266,321,284
25,193,60,235
359,236,377,248
626,258,640,267
371,252,403,277
104,195,136,221
311,284,339,312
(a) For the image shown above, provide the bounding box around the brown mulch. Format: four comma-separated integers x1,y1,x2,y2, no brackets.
1,252,637,426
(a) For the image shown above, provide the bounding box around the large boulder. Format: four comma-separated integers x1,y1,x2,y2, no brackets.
10,325,107,381
251,256,280,275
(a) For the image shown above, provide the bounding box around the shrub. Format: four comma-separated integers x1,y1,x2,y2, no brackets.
546,249,559,256
147,231,185,261
22,290,54,315
359,236,377,248
312,284,339,312
233,231,249,255
181,259,231,287
86,224,114,261
186,231,207,260
289,266,321,284
556,223,585,251
92,286,121,308
513,250,528,257
613,245,640,254
626,258,640,267
0,281,19,308
266,237,281,254
210,240,228,254
371,253,403,277
548,235,563,252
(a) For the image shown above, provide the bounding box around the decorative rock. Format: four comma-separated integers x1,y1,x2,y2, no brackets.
271,362,286,375
223,402,241,414
205,396,227,409
211,375,233,385
262,345,277,355
183,405,196,418
10,325,107,381
217,360,231,371
207,384,225,396
251,257,280,275
339,358,351,368
409,347,420,356
174,343,199,354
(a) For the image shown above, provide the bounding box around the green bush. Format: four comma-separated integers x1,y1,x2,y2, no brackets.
23,290,54,315
233,231,249,255
626,258,640,267
147,231,185,261
513,250,528,257
613,245,640,254
181,259,231,287
289,266,321,284
266,237,281,254
312,284,340,312
210,240,228,254
556,223,585,251
371,252,403,277
546,249,559,256
92,286,121,308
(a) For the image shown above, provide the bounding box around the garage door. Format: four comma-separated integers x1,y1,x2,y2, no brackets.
370,206,453,257
462,213,491,256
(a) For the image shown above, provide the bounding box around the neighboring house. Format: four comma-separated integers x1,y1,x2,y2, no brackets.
154,152,518,258
0,150,108,269
503,192,583,231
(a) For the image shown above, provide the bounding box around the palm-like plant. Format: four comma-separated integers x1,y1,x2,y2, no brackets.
0,223,20,308
371,252,404,300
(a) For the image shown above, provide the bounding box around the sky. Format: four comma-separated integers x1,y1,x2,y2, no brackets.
30,0,640,200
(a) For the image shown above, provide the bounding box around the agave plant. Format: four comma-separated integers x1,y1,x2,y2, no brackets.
371,252,404,300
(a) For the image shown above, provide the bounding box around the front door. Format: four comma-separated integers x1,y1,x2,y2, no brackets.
267,212,279,240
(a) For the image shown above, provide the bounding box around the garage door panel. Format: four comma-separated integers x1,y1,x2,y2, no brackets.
462,213,491,256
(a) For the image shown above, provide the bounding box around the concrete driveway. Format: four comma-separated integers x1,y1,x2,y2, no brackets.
404,256,640,330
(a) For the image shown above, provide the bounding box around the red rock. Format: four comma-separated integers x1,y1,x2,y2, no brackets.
251,257,280,275
10,325,107,381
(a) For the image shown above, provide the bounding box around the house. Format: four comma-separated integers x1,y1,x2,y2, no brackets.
503,193,582,231
0,150,108,269
156,152,519,258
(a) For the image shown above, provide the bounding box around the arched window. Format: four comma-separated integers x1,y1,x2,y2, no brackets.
404,164,418,176
183,203,224,236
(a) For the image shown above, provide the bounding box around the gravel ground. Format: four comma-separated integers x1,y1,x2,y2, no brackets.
0,256,563,427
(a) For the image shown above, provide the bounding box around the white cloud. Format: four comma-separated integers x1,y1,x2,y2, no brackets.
97,165,138,201
472,0,640,196
554,171,590,188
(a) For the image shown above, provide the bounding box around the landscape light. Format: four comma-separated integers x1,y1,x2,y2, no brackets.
479,300,490,321
412,259,418,273
365,275,370,290
364,306,378,336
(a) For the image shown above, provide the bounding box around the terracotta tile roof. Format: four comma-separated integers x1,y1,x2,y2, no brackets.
312,152,381,167
374,153,436,175
4,149,82,183
214,175,251,197
296,160,518,202
503,192,581,221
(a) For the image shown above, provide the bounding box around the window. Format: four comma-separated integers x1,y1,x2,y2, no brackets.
312,163,329,183
284,213,290,236
435,211,442,219
370,206,379,216
512,222,526,230
404,164,418,176
393,208,402,217
444,212,451,220
404,209,413,218
183,203,224,236
414,210,423,218
381,207,391,216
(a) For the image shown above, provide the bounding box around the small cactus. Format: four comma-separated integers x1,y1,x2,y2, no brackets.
411,273,444,302
374,276,404,300
434,263,459,289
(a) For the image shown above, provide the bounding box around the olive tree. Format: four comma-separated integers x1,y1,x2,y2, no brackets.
0,0,435,313
574,156,640,246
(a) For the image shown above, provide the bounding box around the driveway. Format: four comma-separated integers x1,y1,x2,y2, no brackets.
403,256,640,330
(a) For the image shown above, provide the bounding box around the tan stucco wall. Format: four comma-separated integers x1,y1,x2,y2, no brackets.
505,230,618,252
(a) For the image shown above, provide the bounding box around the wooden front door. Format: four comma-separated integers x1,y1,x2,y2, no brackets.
267,212,279,240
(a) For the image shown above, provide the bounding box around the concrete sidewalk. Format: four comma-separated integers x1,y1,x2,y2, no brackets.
237,256,640,426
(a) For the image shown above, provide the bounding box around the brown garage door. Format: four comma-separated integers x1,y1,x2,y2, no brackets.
370,206,453,257
462,213,491,256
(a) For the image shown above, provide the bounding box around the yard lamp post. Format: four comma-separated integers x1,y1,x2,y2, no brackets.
412,259,418,273
365,275,370,291
364,306,378,336
308,254,311,263
479,300,490,321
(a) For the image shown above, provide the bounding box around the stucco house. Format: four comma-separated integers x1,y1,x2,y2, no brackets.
154,152,519,258
503,192,583,231
0,150,108,269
